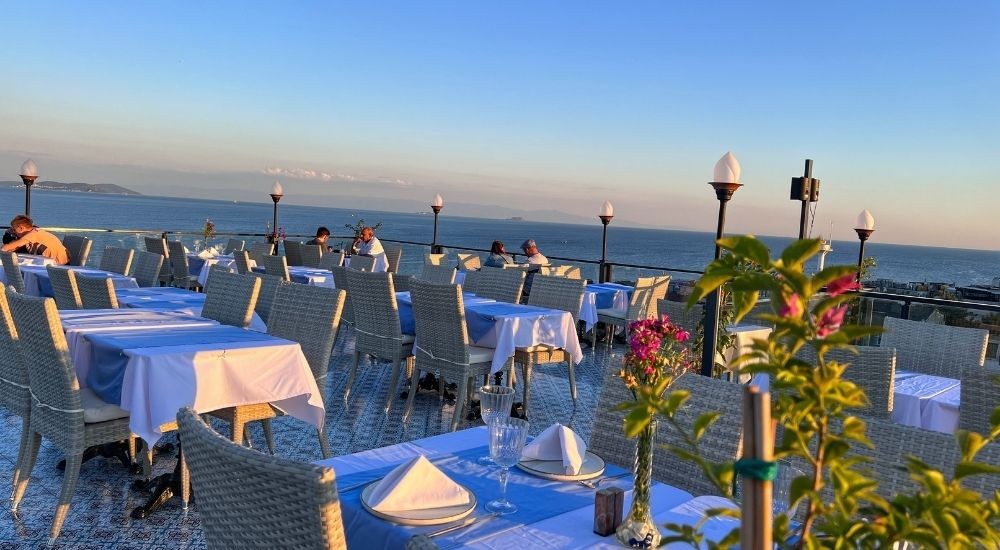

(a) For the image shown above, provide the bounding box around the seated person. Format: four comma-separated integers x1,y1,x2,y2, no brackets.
306,226,333,251
520,239,549,265
1,215,70,265
352,226,388,271
2,228,27,253
484,240,514,268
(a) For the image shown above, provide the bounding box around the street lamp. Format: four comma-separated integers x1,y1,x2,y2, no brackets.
701,152,743,377
598,201,614,283
268,181,283,249
430,194,444,254
19,159,38,216
789,159,820,239
854,209,875,284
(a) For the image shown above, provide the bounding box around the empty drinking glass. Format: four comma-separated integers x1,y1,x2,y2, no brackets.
486,417,529,515
477,385,516,465
772,461,805,518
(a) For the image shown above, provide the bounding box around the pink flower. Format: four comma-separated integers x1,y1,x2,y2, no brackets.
778,292,803,318
827,274,860,297
817,305,848,337
644,366,655,376
675,329,690,343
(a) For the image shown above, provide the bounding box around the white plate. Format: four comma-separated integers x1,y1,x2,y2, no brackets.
360,481,477,526
516,451,606,481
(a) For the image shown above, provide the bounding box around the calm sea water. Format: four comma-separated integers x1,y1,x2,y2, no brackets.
4,188,998,285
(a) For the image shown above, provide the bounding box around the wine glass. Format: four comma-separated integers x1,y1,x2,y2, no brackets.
486,417,529,515
477,385,516,465
772,460,805,518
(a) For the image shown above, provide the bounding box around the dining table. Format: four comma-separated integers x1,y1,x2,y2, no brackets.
188,253,257,287
251,265,335,287
19,264,139,298
0,253,56,285
317,426,736,548
580,282,632,331
114,287,268,332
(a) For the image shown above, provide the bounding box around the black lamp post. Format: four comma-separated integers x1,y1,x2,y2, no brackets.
430,194,444,254
598,201,614,283
701,152,743,377
854,209,875,284
268,181,283,249
19,159,38,216
789,158,820,239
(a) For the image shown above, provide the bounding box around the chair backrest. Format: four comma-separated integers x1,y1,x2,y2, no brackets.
232,250,252,275
561,266,583,280
176,408,347,550
223,238,245,255
202,269,261,328
418,264,457,285
262,254,290,281
960,363,1000,435
345,270,405,361
456,254,480,271
248,272,285,325
46,266,82,309
0,286,30,417
318,251,345,271
461,270,481,294
527,275,586,325
383,246,403,273
330,267,353,325
299,244,324,268
166,240,191,282
850,417,959,499
880,316,989,377
657,299,703,338
143,236,172,284
267,284,345,383
62,235,93,267
409,279,471,369
284,241,304,267
78,276,119,309
627,276,671,321
132,250,165,288
348,255,376,273
249,241,274,265
796,346,897,419
0,251,26,293
473,267,525,304
425,253,447,266
99,246,135,275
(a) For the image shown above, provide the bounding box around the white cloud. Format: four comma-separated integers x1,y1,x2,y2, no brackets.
261,167,406,186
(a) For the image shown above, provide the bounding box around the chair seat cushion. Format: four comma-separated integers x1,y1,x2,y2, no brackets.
469,345,496,364
80,388,130,423
518,344,557,352
597,308,626,319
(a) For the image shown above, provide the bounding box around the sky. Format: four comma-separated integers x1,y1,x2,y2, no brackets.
1,2,997,249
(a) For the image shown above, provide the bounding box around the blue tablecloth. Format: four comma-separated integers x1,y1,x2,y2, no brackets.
335,445,627,549
24,266,137,298
395,291,495,336
188,256,207,275
85,325,281,405
586,283,633,309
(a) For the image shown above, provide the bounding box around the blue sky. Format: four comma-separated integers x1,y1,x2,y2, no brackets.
1,2,997,248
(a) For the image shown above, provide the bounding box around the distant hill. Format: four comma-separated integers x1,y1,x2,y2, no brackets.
0,180,140,195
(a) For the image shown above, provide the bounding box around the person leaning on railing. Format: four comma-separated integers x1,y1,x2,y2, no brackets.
1,215,70,265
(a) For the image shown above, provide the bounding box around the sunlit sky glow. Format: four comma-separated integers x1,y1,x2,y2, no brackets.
2,2,997,249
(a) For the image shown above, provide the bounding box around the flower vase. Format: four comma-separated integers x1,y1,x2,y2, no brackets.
616,420,660,548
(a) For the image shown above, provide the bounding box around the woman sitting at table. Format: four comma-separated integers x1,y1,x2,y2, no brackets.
1,214,69,265
484,240,514,268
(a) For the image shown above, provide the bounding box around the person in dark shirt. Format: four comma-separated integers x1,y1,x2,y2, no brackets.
306,226,332,251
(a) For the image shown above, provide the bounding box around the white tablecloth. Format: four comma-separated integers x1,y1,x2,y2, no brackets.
579,287,630,331
893,372,960,433
473,308,584,375
724,324,773,382
19,265,139,297
189,254,258,286
116,287,267,332
0,254,55,284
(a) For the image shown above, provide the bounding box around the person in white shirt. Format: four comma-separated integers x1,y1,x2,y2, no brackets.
352,226,388,271
520,239,549,265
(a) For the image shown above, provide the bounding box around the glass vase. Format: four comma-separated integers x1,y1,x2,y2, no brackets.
616,420,661,548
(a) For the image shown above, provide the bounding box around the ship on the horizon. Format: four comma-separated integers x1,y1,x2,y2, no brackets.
508,216,524,221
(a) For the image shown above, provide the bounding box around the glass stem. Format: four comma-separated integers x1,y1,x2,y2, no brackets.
499,467,509,502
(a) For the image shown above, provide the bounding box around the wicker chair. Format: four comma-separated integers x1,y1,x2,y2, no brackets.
8,292,133,544
0,287,32,494
249,241,274,265
384,245,403,273
78,276,119,309
425,253,447,266
657,299,703,337
393,274,414,293
206,284,345,458
284,241,304,267
593,275,671,348
99,246,135,275
318,251,345,271
1,251,26,293
330,267,353,327
166,240,201,290
561,266,583,280
474,267,525,304
514,275,586,416
418,264,457,284
300,244,324,268
46,266,83,309
132,250,164,288
143,235,172,286
590,370,744,496
879,316,989,377
62,235,93,267
850,417,959,499
343,270,414,412
456,254,481,271
232,250,252,275
223,238,245,255
262,254,291,281
202,269,261,328
404,279,512,431
249,272,285,325
796,346,897,419
176,408,347,550
461,270,481,293
959,363,1000,435
348,255,376,272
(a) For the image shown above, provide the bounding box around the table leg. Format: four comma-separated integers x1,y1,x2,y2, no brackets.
131,442,185,519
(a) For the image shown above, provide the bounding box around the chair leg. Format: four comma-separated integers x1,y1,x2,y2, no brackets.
567,358,577,402
127,436,136,464
344,350,361,402
179,451,191,510
261,420,275,455
521,362,533,418
11,431,40,511
384,361,402,414
451,376,470,432
50,453,82,544
317,429,331,459
591,322,598,348
402,368,420,423
242,425,254,449
11,417,30,497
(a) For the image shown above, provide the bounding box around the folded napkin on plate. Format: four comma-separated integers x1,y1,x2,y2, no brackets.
367,455,470,512
521,423,587,475
196,250,214,259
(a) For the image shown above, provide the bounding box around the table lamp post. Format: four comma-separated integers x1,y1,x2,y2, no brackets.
19,159,38,216
268,181,283,247
431,194,444,254
854,209,875,284
598,201,614,283
789,159,820,239
701,152,743,377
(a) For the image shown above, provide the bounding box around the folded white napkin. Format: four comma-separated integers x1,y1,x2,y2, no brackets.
521,423,587,475
367,455,470,512
197,250,214,259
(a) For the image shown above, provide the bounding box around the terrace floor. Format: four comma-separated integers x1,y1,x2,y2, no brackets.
0,330,624,549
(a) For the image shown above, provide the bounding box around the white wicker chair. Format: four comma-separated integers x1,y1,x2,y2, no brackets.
300,244,323,268
132,250,164,288
143,236,172,285
77,276,119,310
593,275,671,347
318,251,345,271
283,241,304,267
348,255,376,273
248,272,285,325
1,251,26,294
425,253,447,266
99,246,135,275
473,267,525,304
232,250,252,275
959,363,1000,435
46,266,83,310
879,316,989,377
223,238,245,255
262,254,291,282
249,241,274,265
202,269,261,328
384,245,403,273
417,264,457,284
456,254,481,271
62,235,93,267
166,240,201,290
0,286,32,495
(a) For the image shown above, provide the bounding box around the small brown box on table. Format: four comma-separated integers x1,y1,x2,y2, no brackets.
593,486,624,536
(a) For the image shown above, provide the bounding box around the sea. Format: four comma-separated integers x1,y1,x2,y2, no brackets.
4,188,998,286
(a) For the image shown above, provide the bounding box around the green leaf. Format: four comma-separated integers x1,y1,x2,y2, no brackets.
722,235,772,266
811,264,860,289
954,461,1000,480
731,290,759,325
780,238,822,268
692,411,721,441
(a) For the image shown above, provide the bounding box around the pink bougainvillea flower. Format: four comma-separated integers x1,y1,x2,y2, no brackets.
817,305,848,337
778,292,804,318
826,274,860,297
675,329,690,343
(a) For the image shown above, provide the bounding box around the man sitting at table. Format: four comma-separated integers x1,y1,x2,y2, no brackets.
352,226,388,271
2,227,28,253
306,226,333,251
2,215,69,265
520,239,549,265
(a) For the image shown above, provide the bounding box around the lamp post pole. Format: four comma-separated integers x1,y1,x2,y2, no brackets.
598,201,614,283
19,159,38,216
853,209,875,284
789,159,820,240
431,194,444,254
268,181,283,251
701,181,743,377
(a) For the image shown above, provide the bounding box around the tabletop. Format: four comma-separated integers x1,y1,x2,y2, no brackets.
115,287,268,332
19,265,138,298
